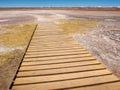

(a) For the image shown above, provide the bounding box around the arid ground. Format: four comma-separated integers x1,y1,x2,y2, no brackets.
0,9,120,90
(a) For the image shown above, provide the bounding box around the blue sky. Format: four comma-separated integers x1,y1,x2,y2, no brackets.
0,0,120,7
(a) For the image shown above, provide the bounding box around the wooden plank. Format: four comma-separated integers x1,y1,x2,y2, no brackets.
27,46,83,50
71,81,120,90
29,44,80,48
23,54,92,61
21,57,96,65
24,51,89,58
30,41,77,44
17,64,105,77
26,47,86,53
12,22,120,90
29,43,79,46
14,69,111,85
19,60,101,71
12,75,119,90
25,50,88,55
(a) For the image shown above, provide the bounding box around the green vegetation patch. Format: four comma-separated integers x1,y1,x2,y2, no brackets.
57,19,98,34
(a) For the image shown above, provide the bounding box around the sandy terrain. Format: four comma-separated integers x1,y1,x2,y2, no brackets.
0,10,120,90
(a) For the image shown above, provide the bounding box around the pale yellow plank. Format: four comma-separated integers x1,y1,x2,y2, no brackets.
14,69,111,85
21,57,96,65
12,75,119,90
17,64,104,77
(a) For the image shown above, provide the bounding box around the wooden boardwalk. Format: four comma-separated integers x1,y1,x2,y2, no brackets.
12,22,120,90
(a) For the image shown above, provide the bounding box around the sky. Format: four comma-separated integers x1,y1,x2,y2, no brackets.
0,0,120,7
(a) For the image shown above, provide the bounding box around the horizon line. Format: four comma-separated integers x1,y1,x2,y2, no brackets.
0,6,120,8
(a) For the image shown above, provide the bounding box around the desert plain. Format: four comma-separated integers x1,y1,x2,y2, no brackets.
0,8,120,90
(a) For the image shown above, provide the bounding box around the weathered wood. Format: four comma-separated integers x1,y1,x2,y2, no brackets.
12,23,120,90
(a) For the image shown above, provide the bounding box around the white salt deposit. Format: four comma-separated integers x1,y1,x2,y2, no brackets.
0,45,25,54
37,17,51,22
0,19,9,22
55,14,67,19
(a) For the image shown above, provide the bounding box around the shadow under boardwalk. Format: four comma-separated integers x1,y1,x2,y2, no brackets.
12,22,120,90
